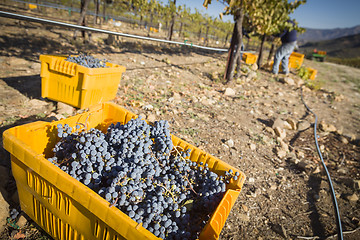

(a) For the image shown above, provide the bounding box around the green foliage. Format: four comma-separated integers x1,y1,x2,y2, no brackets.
298,66,310,80
305,79,324,91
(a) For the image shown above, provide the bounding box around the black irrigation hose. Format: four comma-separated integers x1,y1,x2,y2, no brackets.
300,86,343,240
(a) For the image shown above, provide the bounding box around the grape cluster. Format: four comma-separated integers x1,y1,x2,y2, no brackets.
66,53,107,68
49,116,239,239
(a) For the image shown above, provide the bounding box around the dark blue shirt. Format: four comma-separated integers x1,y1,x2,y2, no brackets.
279,20,297,43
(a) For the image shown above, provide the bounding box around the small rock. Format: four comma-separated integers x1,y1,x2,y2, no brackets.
312,166,321,174
247,71,257,80
0,192,10,233
249,143,256,151
283,121,292,130
262,135,272,145
251,63,258,71
217,115,226,121
226,139,235,148
327,124,337,132
241,204,249,212
286,118,297,130
248,177,255,183
339,136,349,144
224,88,236,96
320,145,325,152
143,104,154,111
238,213,250,222
265,126,275,136
276,147,287,159
346,193,359,202
320,180,329,189
272,118,285,129
278,139,289,151
274,127,286,139
297,120,311,131
16,215,27,228
147,114,156,122
172,92,182,101
282,77,295,85
296,150,305,159
294,77,304,87
140,61,145,65
319,121,337,132
236,75,246,84
337,168,347,175
57,102,74,115
197,113,210,122
55,114,66,120
288,155,300,164
354,180,360,190
28,99,48,108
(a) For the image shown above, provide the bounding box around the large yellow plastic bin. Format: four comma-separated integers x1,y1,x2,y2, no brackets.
3,102,245,240
40,55,126,109
289,52,304,69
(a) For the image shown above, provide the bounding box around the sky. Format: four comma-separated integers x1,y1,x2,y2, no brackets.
173,0,360,29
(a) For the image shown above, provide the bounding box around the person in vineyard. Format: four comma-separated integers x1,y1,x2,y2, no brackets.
272,20,297,76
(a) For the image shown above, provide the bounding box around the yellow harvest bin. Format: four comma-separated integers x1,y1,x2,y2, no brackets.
3,102,245,240
242,53,258,64
307,67,317,80
29,3,37,9
40,55,126,109
289,52,304,69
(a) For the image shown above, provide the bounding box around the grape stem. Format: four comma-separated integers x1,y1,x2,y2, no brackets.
110,197,118,207
182,175,198,195
157,183,177,202
149,148,164,167
172,146,198,195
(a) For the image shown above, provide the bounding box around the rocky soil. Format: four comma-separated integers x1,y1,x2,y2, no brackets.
0,7,360,240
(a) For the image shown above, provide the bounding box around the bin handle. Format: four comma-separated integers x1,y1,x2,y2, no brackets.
49,58,77,76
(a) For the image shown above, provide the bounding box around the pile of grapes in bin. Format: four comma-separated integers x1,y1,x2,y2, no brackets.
66,53,107,68
48,116,239,240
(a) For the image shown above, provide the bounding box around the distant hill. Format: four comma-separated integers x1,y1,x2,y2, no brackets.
299,33,360,59
297,25,360,44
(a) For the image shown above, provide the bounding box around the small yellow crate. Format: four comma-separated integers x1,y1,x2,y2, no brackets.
28,3,37,9
40,55,126,109
242,53,258,64
3,102,245,240
307,67,317,80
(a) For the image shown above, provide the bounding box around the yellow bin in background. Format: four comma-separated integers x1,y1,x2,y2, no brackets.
3,102,245,240
40,55,126,109
242,52,258,64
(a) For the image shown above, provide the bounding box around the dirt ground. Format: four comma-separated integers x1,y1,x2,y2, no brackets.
0,7,360,240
